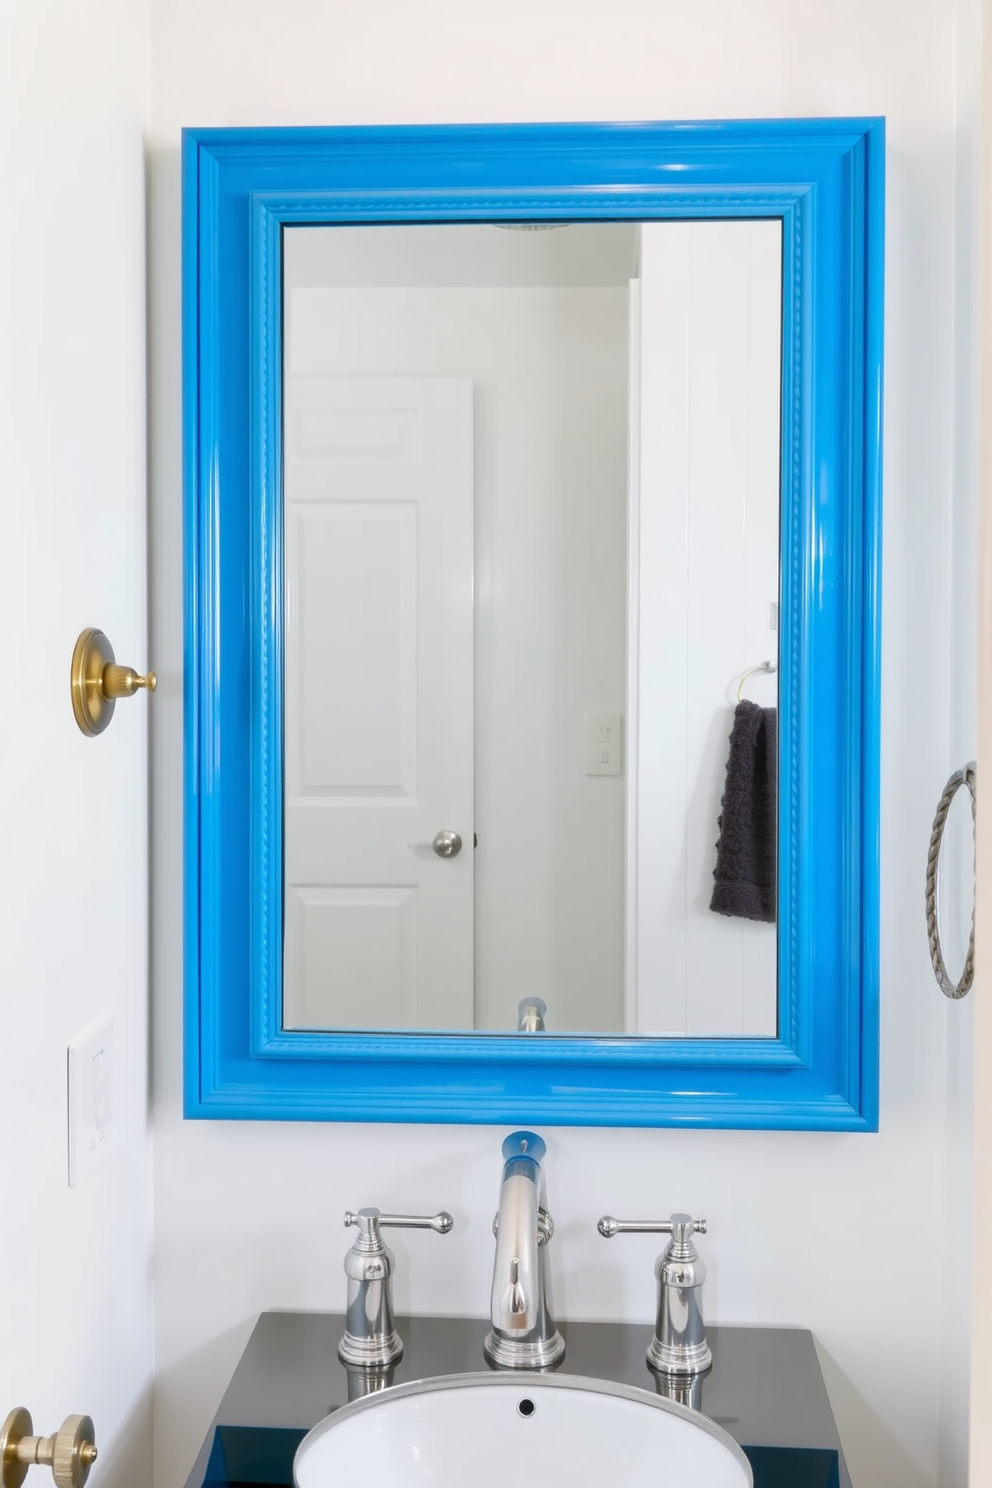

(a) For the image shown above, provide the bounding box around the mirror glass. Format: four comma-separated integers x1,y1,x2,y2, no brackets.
281,219,782,1039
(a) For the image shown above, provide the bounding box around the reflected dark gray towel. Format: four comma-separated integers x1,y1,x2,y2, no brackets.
709,700,777,923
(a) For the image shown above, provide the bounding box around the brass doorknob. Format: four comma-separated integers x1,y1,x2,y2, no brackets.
70,627,156,736
1,1409,97,1488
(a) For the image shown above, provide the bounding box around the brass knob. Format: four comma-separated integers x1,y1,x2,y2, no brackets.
70,627,156,736
1,1410,97,1488
102,664,157,700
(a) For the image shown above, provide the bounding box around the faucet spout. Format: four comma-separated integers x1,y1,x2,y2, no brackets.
484,1132,565,1369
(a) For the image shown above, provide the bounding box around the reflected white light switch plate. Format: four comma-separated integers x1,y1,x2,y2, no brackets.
67,1015,114,1188
585,713,623,776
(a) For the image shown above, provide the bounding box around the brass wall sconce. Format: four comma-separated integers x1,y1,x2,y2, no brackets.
70,628,156,737
1,1409,97,1488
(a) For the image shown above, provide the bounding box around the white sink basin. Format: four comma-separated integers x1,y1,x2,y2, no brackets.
294,1372,753,1488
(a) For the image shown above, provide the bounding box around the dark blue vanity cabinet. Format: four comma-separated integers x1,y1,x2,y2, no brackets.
186,1312,848,1488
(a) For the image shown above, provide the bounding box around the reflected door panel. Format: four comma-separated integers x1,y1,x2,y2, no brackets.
283,375,475,1029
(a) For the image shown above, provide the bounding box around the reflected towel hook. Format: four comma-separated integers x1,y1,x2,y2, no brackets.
736,660,777,703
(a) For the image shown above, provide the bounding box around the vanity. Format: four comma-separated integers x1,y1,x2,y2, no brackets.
183,1133,844,1487
185,1312,849,1488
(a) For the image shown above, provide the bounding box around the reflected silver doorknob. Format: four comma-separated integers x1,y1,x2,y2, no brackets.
432,831,462,858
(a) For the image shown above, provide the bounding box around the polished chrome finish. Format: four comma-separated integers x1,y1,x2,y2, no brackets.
431,830,462,858
736,659,777,703
484,1132,565,1369
344,1361,397,1403
343,1210,454,1235
70,627,156,736
598,1212,712,1376
338,1207,453,1368
517,998,547,1032
653,1370,704,1413
597,1215,707,1239
491,1207,554,1245
1,1411,97,1488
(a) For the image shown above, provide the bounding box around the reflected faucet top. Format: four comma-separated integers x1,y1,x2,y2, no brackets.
501,1131,546,1163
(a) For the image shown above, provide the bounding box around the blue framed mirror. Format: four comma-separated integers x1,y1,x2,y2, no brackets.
183,118,883,1128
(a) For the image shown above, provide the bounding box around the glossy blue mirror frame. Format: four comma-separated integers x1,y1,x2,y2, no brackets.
183,118,883,1129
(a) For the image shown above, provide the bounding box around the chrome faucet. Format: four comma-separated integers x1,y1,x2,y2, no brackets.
597,1211,712,1376
338,1206,453,1368
517,997,547,1032
483,1131,565,1369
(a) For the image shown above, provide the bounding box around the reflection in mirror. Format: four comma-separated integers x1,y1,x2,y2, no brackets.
281,221,781,1040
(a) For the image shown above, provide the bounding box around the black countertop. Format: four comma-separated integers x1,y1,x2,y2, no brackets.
186,1311,850,1488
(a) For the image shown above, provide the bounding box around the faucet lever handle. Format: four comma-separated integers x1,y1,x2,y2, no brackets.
597,1214,707,1240
338,1209,453,1371
352,1210,454,1234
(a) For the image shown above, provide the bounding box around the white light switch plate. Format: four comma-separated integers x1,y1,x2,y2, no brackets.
67,1015,114,1188
585,713,623,776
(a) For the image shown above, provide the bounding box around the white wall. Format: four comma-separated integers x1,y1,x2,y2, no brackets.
964,0,990,1480
0,5,154,1487
148,5,973,1488
937,4,982,1483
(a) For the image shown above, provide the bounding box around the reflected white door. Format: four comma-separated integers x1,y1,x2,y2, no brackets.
283,376,474,1029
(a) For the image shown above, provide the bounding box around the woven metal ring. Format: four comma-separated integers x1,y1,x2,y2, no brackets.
925,762,977,1000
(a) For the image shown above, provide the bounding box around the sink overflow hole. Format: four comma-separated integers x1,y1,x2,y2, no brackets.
517,1399,536,1418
